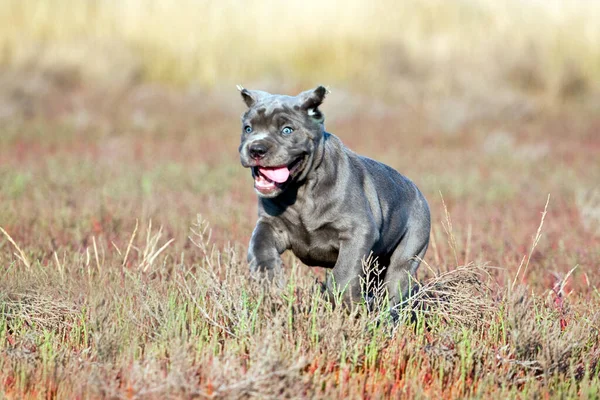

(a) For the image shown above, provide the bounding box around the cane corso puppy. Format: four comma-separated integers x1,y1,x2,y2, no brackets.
238,85,430,312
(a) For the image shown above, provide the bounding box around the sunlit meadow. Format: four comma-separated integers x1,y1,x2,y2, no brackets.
1,0,599,398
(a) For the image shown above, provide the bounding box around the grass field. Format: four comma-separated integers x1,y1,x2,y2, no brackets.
1,0,600,399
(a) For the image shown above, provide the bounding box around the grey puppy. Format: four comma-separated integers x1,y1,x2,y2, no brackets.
238,86,430,312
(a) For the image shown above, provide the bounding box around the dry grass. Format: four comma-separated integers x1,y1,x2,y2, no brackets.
1,214,598,398
578,188,600,237
1,0,600,101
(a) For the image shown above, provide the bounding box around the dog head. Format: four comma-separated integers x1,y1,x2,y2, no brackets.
238,86,328,198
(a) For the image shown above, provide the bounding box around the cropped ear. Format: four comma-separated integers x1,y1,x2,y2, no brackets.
298,85,329,112
236,85,269,108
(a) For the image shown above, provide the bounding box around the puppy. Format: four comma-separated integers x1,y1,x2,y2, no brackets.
238,86,430,312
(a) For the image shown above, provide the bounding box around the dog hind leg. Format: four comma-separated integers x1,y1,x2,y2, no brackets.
384,234,429,319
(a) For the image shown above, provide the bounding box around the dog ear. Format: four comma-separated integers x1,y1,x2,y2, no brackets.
237,85,269,108
298,86,329,121
299,86,328,110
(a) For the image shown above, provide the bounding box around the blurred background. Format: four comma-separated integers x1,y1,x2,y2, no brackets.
1,0,599,288
3,0,600,101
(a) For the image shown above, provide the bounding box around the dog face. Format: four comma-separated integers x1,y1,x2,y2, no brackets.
238,86,328,198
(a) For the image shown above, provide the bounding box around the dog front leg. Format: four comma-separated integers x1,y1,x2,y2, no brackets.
327,236,374,308
247,221,286,281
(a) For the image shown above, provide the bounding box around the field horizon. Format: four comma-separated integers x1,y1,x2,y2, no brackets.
2,0,600,104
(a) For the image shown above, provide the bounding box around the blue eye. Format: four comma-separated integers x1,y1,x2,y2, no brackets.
281,127,293,135
244,126,252,133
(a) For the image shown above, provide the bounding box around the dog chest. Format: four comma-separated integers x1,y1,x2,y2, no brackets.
286,224,340,268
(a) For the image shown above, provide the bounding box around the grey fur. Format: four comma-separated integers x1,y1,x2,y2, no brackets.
238,86,431,312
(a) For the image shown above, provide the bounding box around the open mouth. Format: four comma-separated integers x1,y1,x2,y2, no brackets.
251,157,305,195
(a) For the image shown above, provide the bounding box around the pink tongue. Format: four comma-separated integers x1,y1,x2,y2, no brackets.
259,167,290,183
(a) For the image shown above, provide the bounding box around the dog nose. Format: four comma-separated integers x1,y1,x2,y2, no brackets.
248,142,269,160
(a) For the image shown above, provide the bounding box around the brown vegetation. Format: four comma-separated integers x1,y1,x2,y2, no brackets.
1,1,600,397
